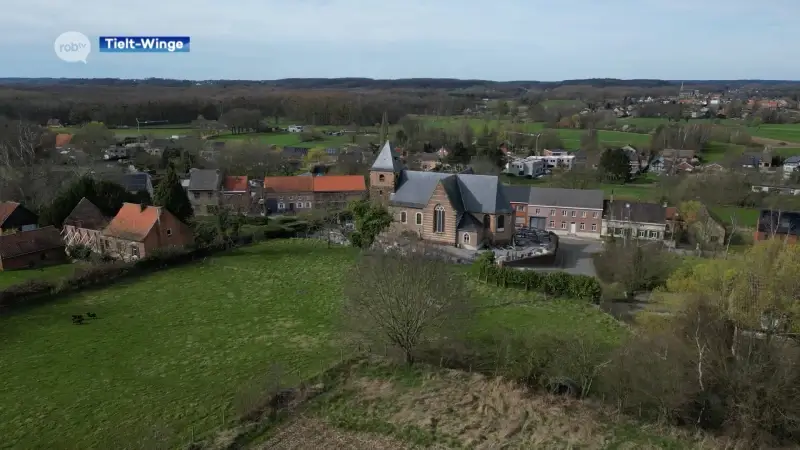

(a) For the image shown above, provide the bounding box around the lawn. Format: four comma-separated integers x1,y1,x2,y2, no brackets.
708,206,761,228
702,141,746,163
0,239,624,449
0,263,82,289
749,124,800,143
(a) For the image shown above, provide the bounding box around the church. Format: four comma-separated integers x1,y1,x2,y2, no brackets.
369,141,514,250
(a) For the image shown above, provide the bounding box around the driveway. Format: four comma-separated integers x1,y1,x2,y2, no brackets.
517,237,603,277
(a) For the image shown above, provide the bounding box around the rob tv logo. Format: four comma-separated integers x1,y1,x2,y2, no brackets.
54,31,91,63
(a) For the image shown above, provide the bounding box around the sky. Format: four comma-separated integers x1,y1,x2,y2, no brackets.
1,0,798,81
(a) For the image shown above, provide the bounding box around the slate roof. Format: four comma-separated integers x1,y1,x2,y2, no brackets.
0,226,64,259
63,198,110,230
785,156,800,164
282,147,309,159
188,169,221,191
371,141,403,172
456,212,483,231
506,187,605,210
103,203,162,242
757,210,800,236
389,171,512,215
114,172,152,193
603,200,666,224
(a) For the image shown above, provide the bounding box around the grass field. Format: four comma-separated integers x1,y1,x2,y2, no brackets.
0,239,624,449
0,263,81,289
212,132,352,148
709,206,761,228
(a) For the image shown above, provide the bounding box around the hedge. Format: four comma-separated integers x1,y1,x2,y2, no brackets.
473,252,601,303
0,221,307,313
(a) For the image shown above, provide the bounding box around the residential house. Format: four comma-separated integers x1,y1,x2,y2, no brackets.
263,176,314,213
524,152,575,170
282,146,309,161
371,141,514,250
754,210,800,243
620,145,646,174
0,226,67,271
113,172,154,197
101,203,194,260
505,157,546,178
651,149,697,174
46,118,62,127
412,152,441,171
504,186,604,238
0,202,39,233
61,198,111,253
738,152,771,170
602,201,667,240
187,169,222,215
103,146,129,160
313,175,367,210
783,156,800,179
221,175,251,212
703,163,726,172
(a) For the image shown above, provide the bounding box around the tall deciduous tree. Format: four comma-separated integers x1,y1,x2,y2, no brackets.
152,165,193,223
598,148,631,183
71,122,115,155
342,247,470,364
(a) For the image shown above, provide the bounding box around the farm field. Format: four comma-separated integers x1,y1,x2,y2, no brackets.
0,239,624,449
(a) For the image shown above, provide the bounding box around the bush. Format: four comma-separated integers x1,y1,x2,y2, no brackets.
66,244,93,261
473,257,601,302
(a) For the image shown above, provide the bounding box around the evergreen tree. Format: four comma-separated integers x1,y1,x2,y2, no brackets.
39,176,149,227
598,148,632,183
153,165,194,223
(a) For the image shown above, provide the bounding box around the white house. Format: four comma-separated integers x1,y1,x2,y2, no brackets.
505,157,546,178
783,156,800,179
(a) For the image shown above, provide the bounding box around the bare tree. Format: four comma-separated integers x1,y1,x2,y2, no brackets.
342,247,471,364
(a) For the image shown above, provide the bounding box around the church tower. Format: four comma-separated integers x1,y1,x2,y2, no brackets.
369,141,403,204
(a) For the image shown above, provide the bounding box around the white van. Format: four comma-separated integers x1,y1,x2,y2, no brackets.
287,125,304,133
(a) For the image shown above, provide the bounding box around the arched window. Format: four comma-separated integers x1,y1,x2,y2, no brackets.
483,214,491,230
463,233,470,243
415,212,423,225
497,215,505,231
400,211,407,223
434,204,445,233
378,174,385,182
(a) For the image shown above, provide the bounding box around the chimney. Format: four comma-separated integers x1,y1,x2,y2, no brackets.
140,203,147,211
662,201,668,208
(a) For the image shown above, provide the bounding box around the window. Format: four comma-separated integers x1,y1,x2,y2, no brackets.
434,205,445,233
649,230,659,239
571,210,576,217
278,196,284,201
497,215,505,231
415,212,423,225
515,204,525,212
305,202,312,208
549,220,555,228
581,211,587,218
591,224,597,231
296,202,303,209
580,223,585,230
463,233,470,243
378,174,385,182
550,209,556,216
561,222,567,229
638,229,646,238
166,228,173,237
131,245,139,257
592,211,599,219
289,196,295,200
278,202,285,210
535,208,541,215
193,192,200,199
207,192,214,198
400,211,407,223
562,210,567,216
483,214,491,230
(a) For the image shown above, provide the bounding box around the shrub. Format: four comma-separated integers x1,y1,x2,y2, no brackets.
472,257,602,302
66,244,93,261
0,279,56,308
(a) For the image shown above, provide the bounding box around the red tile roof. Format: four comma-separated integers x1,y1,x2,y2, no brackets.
263,176,314,193
312,175,366,193
103,203,161,242
0,202,20,225
0,226,64,259
223,176,248,192
665,206,679,221
55,133,72,148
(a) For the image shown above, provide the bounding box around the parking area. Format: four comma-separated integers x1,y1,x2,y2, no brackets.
518,236,603,277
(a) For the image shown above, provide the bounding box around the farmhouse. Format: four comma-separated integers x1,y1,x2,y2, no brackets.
602,200,667,240
371,141,514,249
0,226,67,271
187,169,222,215
61,198,111,253
221,175,252,212
263,174,367,213
0,202,39,233
101,203,194,261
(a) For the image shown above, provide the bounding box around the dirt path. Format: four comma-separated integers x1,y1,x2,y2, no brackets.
751,136,800,147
